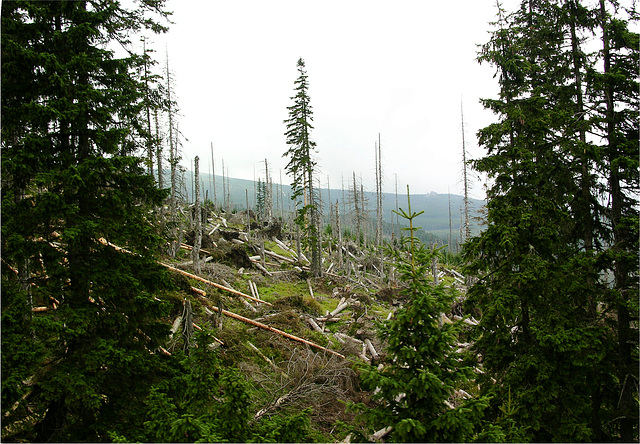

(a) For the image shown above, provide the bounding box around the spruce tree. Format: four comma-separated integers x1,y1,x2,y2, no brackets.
283,58,321,276
590,1,639,439
351,191,493,442
464,0,638,440
1,1,173,441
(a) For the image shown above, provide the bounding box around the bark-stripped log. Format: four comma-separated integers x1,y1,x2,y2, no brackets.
202,306,345,359
161,262,272,306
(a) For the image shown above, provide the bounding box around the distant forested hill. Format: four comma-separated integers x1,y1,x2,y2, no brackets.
169,170,485,243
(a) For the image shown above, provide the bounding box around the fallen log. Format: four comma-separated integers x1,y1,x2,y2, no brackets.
316,315,342,323
263,249,296,264
307,316,324,333
161,262,272,306
334,332,362,344
329,299,350,317
253,261,273,276
370,426,392,442
274,238,295,254
203,306,345,359
32,306,51,312
365,339,379,361
247,341,284,376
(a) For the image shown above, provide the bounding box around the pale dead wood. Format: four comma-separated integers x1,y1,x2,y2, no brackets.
307,317,323,333
317,315,342,323
208,223,221,235
365,339,379,361
263,249,296,264
334,332,362,344
307,278,315,300
253,261,273,276
371,426,393,442
169,315,182,339
203,306,345,359
248,280,258,299
443,266,465,280
196,284,254,313
274,237,295,254
330,299,350,317
162,262,272,306
247,341,285,377
250,259,280,267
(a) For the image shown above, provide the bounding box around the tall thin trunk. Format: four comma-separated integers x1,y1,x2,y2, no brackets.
279,169,284,220
211,143,217,209
352,172,361,245
193,157,202,274
394,173,399,242
448,188,453,255
154,109,163,188
378,134,383,245
222,159,226,212
143,39,153,178
335,200,343,268
166,51,178,257
375,138,381,246
461,101,470,241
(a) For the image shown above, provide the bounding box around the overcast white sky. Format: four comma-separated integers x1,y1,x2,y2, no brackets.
149,0,522,198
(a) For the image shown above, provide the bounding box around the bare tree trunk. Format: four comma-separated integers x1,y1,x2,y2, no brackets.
166,51,179,258
211,143,217,210
375,133,383,246
154,109,163,189
352,172,361,245
143,38,154,178
461,101,471,241
335,201,343,270
193,157,202,274
246,189,252,242
448,188,453,255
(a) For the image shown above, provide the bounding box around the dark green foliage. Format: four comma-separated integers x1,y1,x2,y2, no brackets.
122,330,319,443
1,1,173,441
350,193,494,442
139,332,250,443
251,408,319,443
465,0,638,441
283,58,322,276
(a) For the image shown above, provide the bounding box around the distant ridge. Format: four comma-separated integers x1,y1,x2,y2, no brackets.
162,170,485,240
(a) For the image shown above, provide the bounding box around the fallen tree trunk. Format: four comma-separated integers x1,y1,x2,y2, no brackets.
263,249,296,264
307,316,324,333
202,305,345,359
161,262,272,306
365,339,379,361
